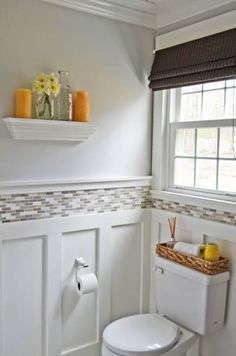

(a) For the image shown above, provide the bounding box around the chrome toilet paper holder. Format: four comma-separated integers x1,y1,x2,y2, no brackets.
74,257,89,270
74,258,89,282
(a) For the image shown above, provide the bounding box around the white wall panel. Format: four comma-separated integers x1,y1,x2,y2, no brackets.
0,209,150,356
111,218,150,321
111,223,142,320
200,237,236,356
3,236,44,356
62,229,98,354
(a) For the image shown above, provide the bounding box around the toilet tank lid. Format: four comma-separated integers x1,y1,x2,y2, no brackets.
155,256,230,285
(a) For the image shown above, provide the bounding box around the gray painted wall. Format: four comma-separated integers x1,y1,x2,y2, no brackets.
0,0,154,181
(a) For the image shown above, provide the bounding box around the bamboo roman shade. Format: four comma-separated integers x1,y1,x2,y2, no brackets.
149,28,236,91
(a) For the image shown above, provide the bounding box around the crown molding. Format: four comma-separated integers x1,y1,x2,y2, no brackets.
42,0,157,29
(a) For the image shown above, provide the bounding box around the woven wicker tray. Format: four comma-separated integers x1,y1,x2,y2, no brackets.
156,243,229,275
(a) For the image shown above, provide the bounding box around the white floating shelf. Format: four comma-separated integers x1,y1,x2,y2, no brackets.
3,117,97,142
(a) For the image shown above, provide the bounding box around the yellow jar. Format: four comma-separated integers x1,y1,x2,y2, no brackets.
204,243,220,261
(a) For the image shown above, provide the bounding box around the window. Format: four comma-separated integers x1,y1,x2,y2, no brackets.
168,79,236,198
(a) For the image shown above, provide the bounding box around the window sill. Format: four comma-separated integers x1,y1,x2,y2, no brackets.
151,190,236,214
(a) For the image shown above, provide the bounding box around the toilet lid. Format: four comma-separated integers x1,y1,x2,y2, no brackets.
103,314,180,356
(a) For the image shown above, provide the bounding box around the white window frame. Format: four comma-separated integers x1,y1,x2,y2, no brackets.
168,87,236,200
152,89,236,212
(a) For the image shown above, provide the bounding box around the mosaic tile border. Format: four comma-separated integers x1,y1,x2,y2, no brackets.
0,186,152,224
152,198,236,226
0,187,235,225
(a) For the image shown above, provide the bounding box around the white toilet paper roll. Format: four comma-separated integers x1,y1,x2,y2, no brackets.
77,273,98,296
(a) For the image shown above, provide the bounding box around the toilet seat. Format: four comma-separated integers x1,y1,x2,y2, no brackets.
103,314,181,356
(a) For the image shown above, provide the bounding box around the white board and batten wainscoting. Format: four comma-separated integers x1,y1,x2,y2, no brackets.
0,177,151,356
0,176,236,356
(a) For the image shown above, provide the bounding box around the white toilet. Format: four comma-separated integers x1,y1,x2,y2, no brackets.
102,256,229,356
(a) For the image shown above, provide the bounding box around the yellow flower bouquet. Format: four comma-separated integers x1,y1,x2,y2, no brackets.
32,73,60,120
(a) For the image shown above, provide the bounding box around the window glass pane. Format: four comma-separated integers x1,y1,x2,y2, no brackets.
181,84,202,93
203,81,225,90
225,88,236,119
175,129,195,156
225,88,234,118
174,158,194,187
196,159,217,190
180,93,201,121
218,161,236,193
219,127,236,158
171,79,236,196
202,90,224,120
226,79,236,87
197,128,217,157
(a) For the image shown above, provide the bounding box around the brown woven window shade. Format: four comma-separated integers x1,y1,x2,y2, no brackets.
149,28,236,91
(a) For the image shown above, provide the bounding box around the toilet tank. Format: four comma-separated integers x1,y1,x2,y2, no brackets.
155,256,229,335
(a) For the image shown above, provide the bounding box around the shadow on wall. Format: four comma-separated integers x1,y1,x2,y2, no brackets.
62,267,80,318
114,21,154,84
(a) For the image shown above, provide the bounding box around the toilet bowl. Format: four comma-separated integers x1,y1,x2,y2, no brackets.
102,313,197,356
102,257,229,356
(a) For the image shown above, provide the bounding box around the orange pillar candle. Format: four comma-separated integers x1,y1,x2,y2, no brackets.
15,89,32,118
73,90,90,122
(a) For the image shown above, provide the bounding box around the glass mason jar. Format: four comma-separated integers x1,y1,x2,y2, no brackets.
34,92,55,120
58,70,72,121
204,243,220,261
